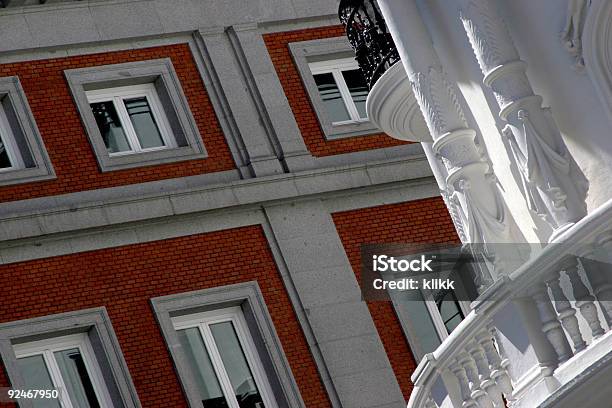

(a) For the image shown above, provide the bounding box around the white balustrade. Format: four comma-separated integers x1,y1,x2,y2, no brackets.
406,199,612,408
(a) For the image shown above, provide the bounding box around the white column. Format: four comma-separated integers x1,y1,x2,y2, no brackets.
377,0,525,277
458,0,589,236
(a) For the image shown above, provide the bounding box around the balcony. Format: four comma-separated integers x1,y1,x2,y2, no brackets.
407,202,612,408
339,1,612,407
338,0,429,142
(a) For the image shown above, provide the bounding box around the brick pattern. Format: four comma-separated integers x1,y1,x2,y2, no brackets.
332,197,460,401
0,44,236,203
0,226,331,408
263,26,408,157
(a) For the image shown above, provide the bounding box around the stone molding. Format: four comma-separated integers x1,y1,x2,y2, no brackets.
366,62,429,142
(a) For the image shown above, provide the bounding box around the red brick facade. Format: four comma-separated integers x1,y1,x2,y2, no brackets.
263,26,408,157
0,44,236,203
0,226,331,408
332,197,460,400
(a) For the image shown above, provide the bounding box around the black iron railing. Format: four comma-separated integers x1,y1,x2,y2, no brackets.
338,0,400,89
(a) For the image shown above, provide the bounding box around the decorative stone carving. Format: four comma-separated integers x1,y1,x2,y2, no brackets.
502,108,588,230
410,66,524,276
410,68,468,139
376,0,528,281
459,0,589,235
561,0,590,71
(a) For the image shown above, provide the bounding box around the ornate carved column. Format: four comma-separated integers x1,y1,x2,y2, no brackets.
377,0,526,277
458,0,589,237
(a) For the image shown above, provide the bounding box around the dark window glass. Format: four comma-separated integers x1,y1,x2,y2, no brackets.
313,73,351,123
124,97,165,149
437,291,465,334
342,69,368,119
54,349,101,408
90,101,131,153
0,136,12,169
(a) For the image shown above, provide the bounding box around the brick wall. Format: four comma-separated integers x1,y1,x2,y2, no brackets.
332,197,460,400
264,26,407,157
0,226,331,408
0,44,235,203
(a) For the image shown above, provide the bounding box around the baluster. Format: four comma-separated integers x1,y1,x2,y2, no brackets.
449,358,478,408
581,257,612,327
533,283,573,363
476,328,513,403
547,274,586,352
467,339,504,407
458,351,494,408
584,231,612,326
562,256,605,339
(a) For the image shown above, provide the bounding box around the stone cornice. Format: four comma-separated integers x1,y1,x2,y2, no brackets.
0,148,432,242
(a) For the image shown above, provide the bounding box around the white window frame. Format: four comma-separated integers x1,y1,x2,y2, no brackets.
85,83,176,156
422,289,471,341
13,333,114,408
0,103,25,172
308,57,368,125
171,306,279,408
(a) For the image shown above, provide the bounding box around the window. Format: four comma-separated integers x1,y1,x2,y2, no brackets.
289,37,379,140
0,104,25,171
65,59,207,172
435,290,466,334
308,58,368,125
86,84,176,156
0,307,141,408
390,285,470,361
172,307,277,408
14,333,113,408
151,282,306,408
0,76,55,185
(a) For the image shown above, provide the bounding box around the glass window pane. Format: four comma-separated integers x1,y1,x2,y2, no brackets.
393,289,442,356
90,101,132,154
124,97,165,149
17,355,61,408
437,291,465,334
177,328,228,408
0,136,13,169
210,321,265,408
342,69,368,119
313,73,351,123
54,348,101,408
